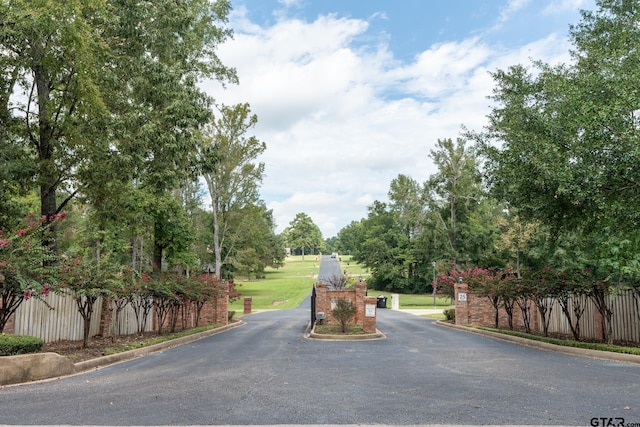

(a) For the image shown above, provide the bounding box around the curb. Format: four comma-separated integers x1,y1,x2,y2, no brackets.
1,321,246,387
436,320,640,365
304,322,386,341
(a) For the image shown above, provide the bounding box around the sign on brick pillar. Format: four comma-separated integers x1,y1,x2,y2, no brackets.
363,295,377,333
454,282,469,325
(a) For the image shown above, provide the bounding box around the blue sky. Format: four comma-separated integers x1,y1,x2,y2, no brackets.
202,0,596,238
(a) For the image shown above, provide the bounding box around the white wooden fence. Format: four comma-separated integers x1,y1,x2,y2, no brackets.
14,290,154,343
540,289,640,343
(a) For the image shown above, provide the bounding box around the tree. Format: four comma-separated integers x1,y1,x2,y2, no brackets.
283,213,323,261
59,255,117,348
476,0,640,237
336,221,364,257
199,103,266,279
428,138,481,262
0,214,61,332
1,0,112,247
1,0,237,258
230,204,285,280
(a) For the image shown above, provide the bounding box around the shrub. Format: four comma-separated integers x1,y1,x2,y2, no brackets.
331,298,356,333
443,308,455,322
0,334,44,356
228,310,236,321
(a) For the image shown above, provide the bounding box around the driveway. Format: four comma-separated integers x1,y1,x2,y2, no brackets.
1,297,638,425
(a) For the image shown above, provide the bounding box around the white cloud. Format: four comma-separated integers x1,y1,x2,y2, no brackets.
202,7,581,238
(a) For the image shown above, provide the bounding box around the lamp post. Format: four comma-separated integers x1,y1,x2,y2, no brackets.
432,261,437,308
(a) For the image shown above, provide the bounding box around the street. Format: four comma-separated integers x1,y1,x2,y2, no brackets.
0,292,638,425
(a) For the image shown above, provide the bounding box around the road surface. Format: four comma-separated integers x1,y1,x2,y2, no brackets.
1,296,638,425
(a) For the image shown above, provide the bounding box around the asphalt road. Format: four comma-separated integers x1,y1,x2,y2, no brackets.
317,254,342,286
1,296,639,425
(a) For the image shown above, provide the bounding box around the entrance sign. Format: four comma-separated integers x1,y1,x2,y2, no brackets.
365,304,376,317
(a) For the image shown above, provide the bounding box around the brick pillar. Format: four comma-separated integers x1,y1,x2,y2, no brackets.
354,282,367,324
216,289,229,325
243,297,252,315
363,295,377,333
454,282,469,326
315,283,328,323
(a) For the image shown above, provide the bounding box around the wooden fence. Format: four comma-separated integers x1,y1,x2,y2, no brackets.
540,289,640,343
14,291,154,343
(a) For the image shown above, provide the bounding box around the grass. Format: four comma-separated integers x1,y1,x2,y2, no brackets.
475,326,640,356
229,255,317,311
338,255,370,277
102,324,223,355
229,255,454,312
369,290,454,309
313,324,368,335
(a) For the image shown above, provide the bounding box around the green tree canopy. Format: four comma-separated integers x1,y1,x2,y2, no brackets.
283,213,323,260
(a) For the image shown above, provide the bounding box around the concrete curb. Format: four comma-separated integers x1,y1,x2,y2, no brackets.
436,320,640,365
304,321,386,341
1,321,246,387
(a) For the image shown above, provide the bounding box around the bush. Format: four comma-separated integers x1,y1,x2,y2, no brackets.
443,308,455,322
331,298,357,333
228,310,236,321
0,334,44,356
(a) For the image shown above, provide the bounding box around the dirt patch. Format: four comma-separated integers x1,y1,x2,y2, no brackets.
42,332,177,363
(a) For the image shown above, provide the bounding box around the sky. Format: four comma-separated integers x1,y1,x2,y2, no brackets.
201,0,597,238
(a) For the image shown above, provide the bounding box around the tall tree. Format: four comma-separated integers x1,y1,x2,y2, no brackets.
199,103,266,278
477,0,640,236
284,213,323,261
1,0,237,265
428,138,481,262
1,0,112,241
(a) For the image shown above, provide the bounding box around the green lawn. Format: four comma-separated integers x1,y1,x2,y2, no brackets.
229,255,317,311
229,255,453,312
370,291,454,309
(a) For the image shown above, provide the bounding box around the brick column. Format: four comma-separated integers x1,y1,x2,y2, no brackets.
243,297,252,315
215,290,229,325
354,282,367,324
363,295,377,333
454,282,469,326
